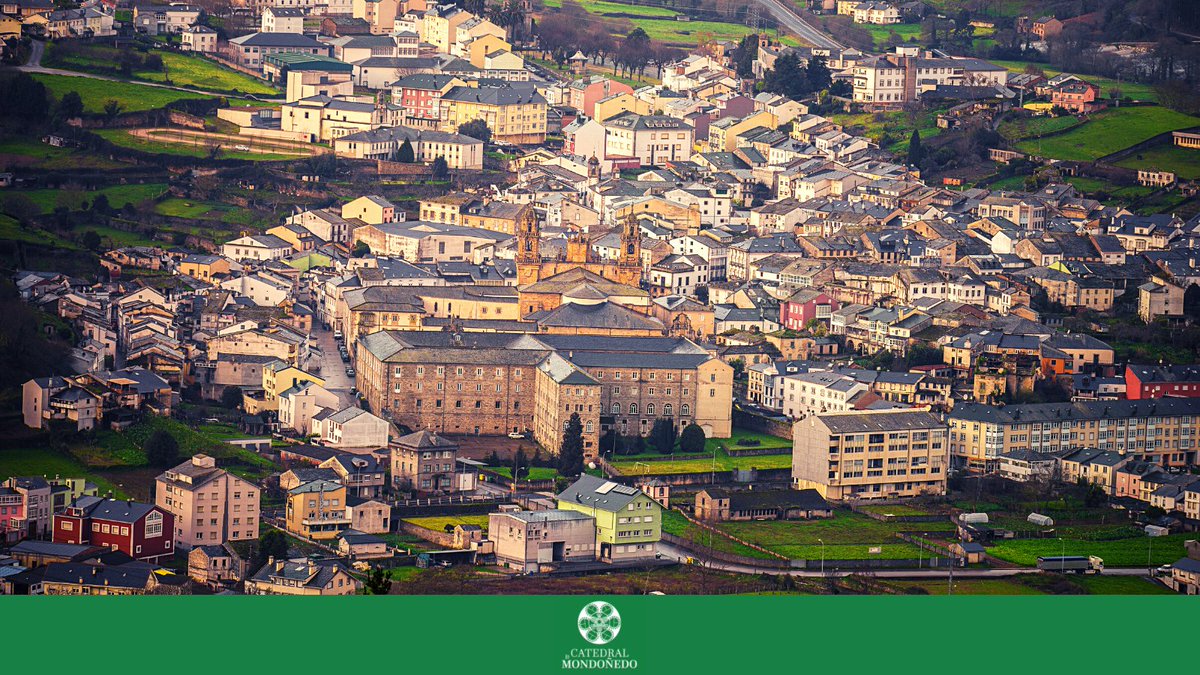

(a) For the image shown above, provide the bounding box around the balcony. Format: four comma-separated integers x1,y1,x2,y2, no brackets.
301,515,351,526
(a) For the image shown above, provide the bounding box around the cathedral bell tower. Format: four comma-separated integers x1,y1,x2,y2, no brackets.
616,214,643,286
515,206,542,286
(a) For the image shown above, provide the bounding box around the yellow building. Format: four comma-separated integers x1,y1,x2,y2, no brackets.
263,361,324,408
179,254,231,282
439,85,547,146
466,33,509,68
707,110,777,152
0,14,22,39
285,480,350,540
594,91,653,122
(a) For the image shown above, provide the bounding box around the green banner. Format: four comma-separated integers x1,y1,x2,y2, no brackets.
3,596,1194,673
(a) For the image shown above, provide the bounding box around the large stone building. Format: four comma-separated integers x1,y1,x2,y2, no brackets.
792,409,948,500
355,331,733,458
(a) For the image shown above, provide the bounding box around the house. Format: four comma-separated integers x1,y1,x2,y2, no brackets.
52,496,174,563
556,475,661,562
155,454,261,549
41,561,168,595
438,83,547,145
221,234,294,262
311,406,390,449
1051,81,1103,114
489,509,597,573
226,32,329,71
1138,278,1184,323
179,254,231,282
180,24,217,52
391,430,460,494
1126,364,1200,400
261,7,304,33
1,477,53,540
245,557,361,595
278,382,341,435
187,543,247,586
1168,556,1200,595
338,529,389,559
22,377,100,432
694,488,831,521
321,454,387,498
132,4,200,35
285,480,351,540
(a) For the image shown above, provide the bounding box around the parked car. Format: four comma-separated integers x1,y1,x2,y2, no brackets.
346,367,356,377
508,432,525,439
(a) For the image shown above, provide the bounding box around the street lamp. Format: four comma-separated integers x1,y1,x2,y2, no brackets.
818,538,825,577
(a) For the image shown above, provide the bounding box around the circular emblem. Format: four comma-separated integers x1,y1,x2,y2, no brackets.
577,601,621,645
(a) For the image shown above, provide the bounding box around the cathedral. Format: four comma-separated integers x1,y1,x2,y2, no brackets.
514,207,644,288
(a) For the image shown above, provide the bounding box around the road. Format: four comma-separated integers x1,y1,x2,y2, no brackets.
311,326,355,409
19,39,282,101
657,542,1157,579
750,0,842,50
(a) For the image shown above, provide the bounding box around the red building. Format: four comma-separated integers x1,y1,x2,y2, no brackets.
1051,81,1104,114
1125,364,1200,400
779,289,838,331
53,496,175,563
391,74,462,128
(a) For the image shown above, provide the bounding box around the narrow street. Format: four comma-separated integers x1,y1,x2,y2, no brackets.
311,325,355,409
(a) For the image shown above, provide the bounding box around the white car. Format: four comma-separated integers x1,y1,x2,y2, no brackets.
507,432,525,439
233,144,251,151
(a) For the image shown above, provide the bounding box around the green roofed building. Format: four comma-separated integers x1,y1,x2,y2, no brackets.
556,474,661,562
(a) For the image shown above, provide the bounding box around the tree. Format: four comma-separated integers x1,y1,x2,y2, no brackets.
144,430,180,468
352,240,370,257
806,55,832,91
365,567,391,595
220,385,243,409
430,156,449,180
694,284,709,304
255,529,290,568
485,449,502,467
650,418,676,454
730,34,758,78
0,72,50,123
907,129,923,167
81,230,102,251
512,448,529,481
617,27,653,79
729,357,746,380
102,99,123,124
679,423,706,454
57,91,84,121
3,194,40,224
599,428,618,457
458,119,492,143
558,412,585,476
763,52,811,100
396,138,415,163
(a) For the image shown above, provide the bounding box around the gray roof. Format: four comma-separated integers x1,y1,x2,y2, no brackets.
66,496,157,523
230,32,326,48
818,410,943,434
557,474,647,512
499,509,595,524
950,398,1200,425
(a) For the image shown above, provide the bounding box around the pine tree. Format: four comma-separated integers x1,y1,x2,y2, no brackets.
397,139,415,163
907,130,923,167
558,412,585,476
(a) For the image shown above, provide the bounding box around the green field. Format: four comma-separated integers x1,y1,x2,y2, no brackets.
8,183,167,215
861,22,923,49
857,504,936,517
987,533,1193,567
1116,143,1200,179
0,447,125,498
998,113,1084,141
0,214,79,249
829,107,943,155
403,515,491,532
889,578,1047,595
1016,106,1200,161
94,129,297,162
1071,575,1175,595
32,73,211,113
45,43,277,95
0,137,125,171
609,447,791,476
1064,176,1154,202
706,428,792,453
660,509,778,559
75,416,276,476
539,0,798,47
487,466,559,481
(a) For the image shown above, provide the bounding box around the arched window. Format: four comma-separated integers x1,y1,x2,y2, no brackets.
629,403,638,414
663,404,673,416
646,403,655,415
611,403,620,414
681,404,690,416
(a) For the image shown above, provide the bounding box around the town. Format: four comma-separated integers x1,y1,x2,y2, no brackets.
0,0,1199,597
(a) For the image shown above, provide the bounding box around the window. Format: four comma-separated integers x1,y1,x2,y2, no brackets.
611,403,620,414
629,403,638,414
663,404,673,416
681,404,690,416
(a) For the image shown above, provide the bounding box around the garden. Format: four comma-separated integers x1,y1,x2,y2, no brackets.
1014,106,1200,161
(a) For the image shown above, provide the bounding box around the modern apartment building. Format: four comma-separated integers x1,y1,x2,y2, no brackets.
947,398,1200,473
792,409,948,500
556,475,661,562
155,454,261,549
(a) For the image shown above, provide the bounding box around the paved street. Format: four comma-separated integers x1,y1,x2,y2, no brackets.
311,326,355,409
750,0,843,49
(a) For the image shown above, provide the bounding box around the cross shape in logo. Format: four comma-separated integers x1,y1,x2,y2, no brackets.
577,601,621,645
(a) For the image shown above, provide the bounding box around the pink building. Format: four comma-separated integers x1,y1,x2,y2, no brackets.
567,76,633,119
156,454,261,549
779,289,839,331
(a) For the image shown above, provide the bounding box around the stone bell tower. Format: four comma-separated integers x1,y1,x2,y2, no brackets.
515,206,542,286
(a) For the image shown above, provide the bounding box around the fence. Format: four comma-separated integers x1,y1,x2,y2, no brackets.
660,532,791,569
392,498,508,518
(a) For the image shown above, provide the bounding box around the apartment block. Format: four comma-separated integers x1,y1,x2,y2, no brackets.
792,409,948,500
156,454,261,549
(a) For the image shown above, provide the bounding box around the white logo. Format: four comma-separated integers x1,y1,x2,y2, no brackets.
577,601,621,645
